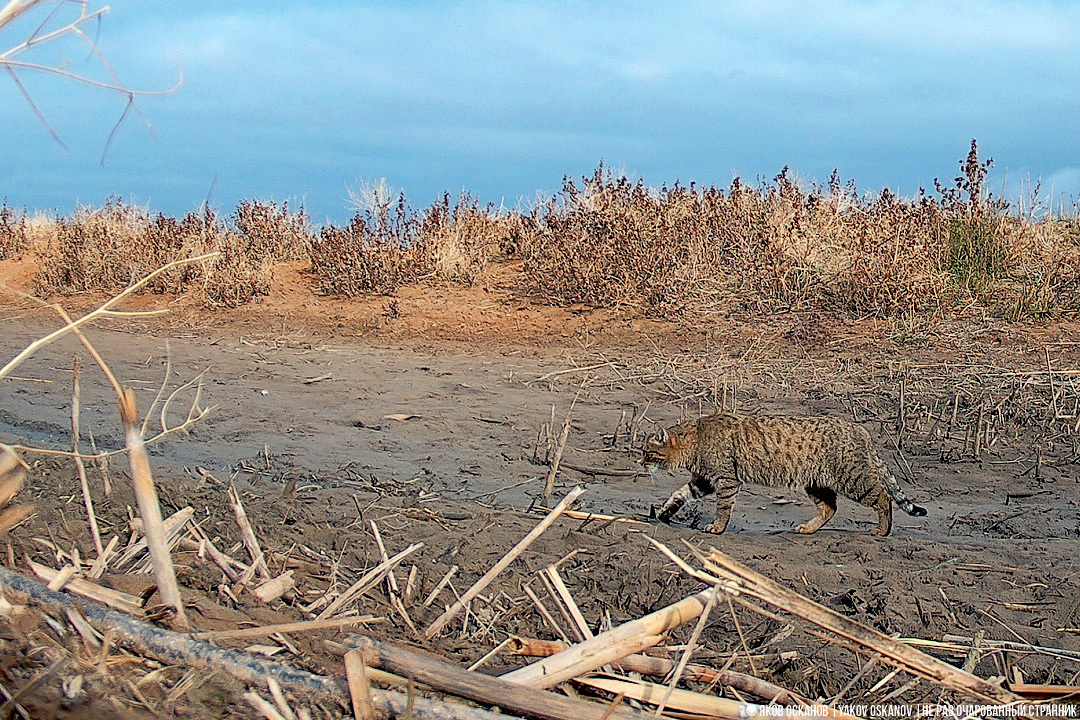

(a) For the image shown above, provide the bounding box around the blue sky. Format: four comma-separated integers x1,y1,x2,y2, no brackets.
2,1,1078,225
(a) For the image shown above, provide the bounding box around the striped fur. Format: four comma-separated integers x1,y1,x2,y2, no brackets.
642,413,926,536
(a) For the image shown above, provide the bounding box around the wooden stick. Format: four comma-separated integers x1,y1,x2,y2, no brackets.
1009,682,1080,700
120,389,187,629
703,548,1021,704
28,561,144,616
655,583,720,716
503,586,712,689
349,635,652,720
575,675,853,720
422,565,458,608
425,486,585,639
45,564,77,591
86,536,118,579
345,650,378,720
229,485,272,581
369,520,399,596
187,526,243,582
193,615,384,641
523,584,572,644
70,359,104,558
266,678,297,720
316,543,423,621
245,692,289,720
543,398,578,499
544,565,591,640
0,566,508,720
114,507,195,569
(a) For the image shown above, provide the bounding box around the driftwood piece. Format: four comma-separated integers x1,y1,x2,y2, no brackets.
425,486,585,639
348,636,652,720
503,587,712,688
703,548,1021,705
253,571,296,604
0,566,515,720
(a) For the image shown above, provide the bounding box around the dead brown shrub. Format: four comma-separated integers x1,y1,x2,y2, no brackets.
233,199,311,262
0,202,29,260
516,154,1080,319
32,199,282,308
310,192,521,295
310,195,427,296
423,192,522,285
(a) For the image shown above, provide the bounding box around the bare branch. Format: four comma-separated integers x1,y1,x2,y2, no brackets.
4,65,67,149
0,252,219,382
10,402,217,461
2,1,182,152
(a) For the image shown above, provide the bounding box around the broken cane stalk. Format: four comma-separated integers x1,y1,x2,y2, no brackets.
503,586,714,689
424,486,585,639
121,389,188,629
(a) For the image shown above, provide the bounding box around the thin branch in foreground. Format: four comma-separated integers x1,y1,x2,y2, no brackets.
0,252,218,382
120,388,187,629
70,358,103,557
1,0,183,155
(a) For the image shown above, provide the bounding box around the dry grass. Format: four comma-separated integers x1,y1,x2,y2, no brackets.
12,143,1080,320
0,202,28,260
517,152,1080,319
424,192,522,284
309,191,522,295
31,199,313,308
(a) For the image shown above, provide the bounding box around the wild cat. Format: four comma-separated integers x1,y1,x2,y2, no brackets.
641,413,926,536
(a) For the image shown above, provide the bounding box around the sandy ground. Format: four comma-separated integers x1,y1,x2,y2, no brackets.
2,263,1080,717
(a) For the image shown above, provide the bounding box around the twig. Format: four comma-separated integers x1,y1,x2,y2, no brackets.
70,358,104,557
534,362,617,383
523,583,572,644
422,565,458,609
543,394,580,499
192,615,383,641
655,583,720,717
544,565,592,640
229,484,272,581
425,486,585,639
0,252,218,382
316,543,423,621
141,343,171,437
